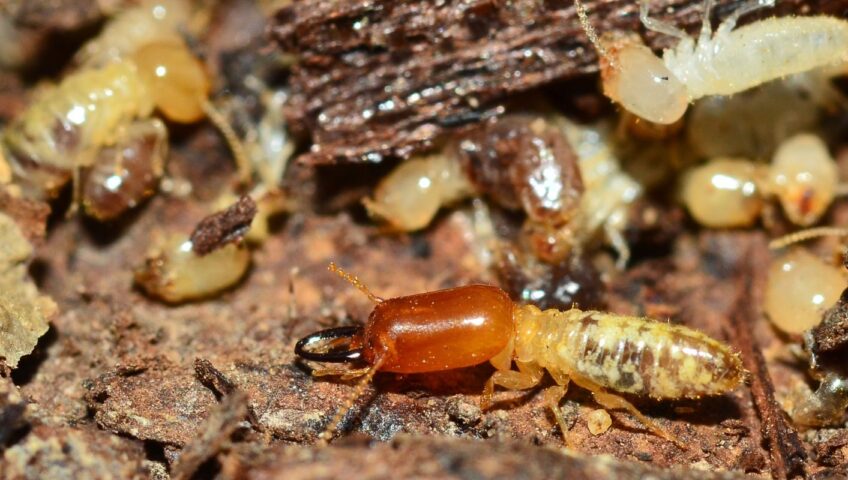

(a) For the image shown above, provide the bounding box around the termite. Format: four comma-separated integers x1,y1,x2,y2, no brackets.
764,228,848,426
681,133,843,228
295,263,747,446
134,196,256,303
2,0,248,219
364,115,639,267
574,0,848,124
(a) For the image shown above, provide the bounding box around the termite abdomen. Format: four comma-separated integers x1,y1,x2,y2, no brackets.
556,313,746,399
81,119,167,221
456,115,584,226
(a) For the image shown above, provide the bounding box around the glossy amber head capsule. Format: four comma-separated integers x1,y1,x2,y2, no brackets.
295,284,516,374
361,285,515,373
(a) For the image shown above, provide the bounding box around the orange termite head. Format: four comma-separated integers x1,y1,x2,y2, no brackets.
295,263,517,445
294,264,517,374
358,285,516,373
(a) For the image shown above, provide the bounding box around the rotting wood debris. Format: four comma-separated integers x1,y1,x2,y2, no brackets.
1,0,848,479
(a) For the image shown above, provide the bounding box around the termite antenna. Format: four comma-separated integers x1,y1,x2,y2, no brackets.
768,226,848,250
328,262,384,303
573,0,614,68
200,98,251,186
317,355,385,446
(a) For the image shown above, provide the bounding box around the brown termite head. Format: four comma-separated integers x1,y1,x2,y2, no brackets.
767,133,838,227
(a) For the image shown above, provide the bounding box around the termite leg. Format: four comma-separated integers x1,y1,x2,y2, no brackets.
311,366,372,379
717,0,775,34
544,368,573,446
767,226,848,250
318,356,386,446
200,98,251,186
68,163,84,218
605,220,631,269
698,0,716,43
638,0,688,39
481,360,544,410
570,372,685,449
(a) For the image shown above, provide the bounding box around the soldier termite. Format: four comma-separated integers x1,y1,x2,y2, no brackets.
1,0,249,220
680,133,843,228
294,263,747,447
574,0,848,124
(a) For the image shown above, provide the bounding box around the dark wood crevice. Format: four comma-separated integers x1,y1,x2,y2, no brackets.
271,0,848,164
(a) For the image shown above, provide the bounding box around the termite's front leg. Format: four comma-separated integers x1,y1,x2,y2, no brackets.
311,366,372,380
481,360,544,410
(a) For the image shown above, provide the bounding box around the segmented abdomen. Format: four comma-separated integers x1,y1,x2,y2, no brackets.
3,60,152,196
566,312,744,399
678,17,848,99
516,306,745,399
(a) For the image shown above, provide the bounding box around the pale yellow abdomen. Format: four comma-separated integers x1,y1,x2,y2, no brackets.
515,306,745,399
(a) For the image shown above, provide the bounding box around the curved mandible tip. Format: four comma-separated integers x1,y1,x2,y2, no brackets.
294,325,364,363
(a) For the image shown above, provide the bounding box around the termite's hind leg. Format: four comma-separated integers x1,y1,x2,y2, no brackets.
717,0,776,34
571,373,685,449
639,0,687,40
481,361,544,410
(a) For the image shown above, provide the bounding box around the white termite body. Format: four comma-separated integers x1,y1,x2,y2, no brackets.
577,0,848,124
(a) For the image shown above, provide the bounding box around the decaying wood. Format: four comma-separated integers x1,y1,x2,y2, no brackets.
734,250,806,479
271,0,848,164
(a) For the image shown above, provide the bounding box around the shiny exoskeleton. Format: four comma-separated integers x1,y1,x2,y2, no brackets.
295,264,746,446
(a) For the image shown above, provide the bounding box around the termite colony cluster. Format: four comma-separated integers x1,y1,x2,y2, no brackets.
1,0,848,476
1,0,293,303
